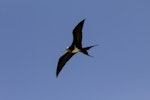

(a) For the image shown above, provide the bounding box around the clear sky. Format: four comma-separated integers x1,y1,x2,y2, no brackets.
0,0,150,100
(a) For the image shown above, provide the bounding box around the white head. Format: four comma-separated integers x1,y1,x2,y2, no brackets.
60,46,69,52
65,46,69,51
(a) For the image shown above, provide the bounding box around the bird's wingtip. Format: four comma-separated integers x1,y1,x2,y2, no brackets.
79,18,85,22
56,72,59,78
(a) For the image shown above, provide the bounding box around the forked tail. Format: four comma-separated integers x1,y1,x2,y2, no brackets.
81,45,98,57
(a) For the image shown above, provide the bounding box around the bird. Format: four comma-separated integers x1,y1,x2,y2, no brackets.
56,19,97,77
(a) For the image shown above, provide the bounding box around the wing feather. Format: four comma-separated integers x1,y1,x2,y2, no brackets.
56,52,75,77
70,19,85,49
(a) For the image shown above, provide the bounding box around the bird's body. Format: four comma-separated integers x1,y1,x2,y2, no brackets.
56,19,96,77
66,45,80,53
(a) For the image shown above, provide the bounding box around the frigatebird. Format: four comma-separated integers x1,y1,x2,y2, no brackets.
56,19,96,77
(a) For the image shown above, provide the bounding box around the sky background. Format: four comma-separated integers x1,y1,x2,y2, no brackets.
0,0,150,100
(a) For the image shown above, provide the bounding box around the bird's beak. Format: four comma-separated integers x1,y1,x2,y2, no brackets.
60,50,66,52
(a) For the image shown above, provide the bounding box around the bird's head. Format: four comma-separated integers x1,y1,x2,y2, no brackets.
65,47,72,53
65,46,70,51
60,46,69,52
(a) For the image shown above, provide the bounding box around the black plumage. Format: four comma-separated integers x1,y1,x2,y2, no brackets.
56,19,96,77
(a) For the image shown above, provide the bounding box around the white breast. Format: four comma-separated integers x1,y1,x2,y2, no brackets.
72,46,80,53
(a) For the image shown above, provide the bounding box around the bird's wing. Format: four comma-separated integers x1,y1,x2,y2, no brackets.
56,52,75,77
70,19,85,49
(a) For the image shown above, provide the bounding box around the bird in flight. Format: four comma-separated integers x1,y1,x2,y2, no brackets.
56,19,97,77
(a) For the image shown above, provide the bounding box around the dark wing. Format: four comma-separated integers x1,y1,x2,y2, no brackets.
70,19,85,49
56,52,75,77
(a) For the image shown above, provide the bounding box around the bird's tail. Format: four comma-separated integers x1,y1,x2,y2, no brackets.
81,45,98,57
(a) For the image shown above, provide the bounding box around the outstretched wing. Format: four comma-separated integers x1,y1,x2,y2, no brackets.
56,52,75,77
70,19,85,49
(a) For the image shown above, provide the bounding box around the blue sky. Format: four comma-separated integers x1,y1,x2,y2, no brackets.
0,0,150,100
